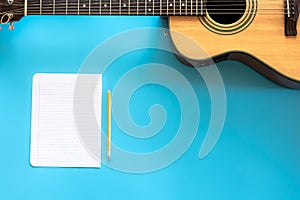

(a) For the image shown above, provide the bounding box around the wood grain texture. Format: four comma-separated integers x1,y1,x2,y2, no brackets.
169,5,300,81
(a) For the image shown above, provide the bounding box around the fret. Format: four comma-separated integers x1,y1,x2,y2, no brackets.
152,0,155,15
53,0,55,14
129,0,130,15
200,0,203,15
78,0,80,14
66,0,68,14
25,0,28,16
99,0,101,14
190,0,192,15
193,0,199,15
110,0,111,14
196,0,198,15
40,0,42,14
153,0,155,15
173,0,175,15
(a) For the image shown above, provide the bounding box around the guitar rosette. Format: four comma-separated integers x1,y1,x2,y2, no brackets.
73,27,227,173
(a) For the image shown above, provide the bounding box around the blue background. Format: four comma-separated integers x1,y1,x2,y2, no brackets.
0,16,300,199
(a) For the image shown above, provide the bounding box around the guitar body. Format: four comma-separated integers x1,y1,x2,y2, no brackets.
169,3,300,88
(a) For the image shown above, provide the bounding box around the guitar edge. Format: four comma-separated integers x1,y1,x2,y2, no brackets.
168,16,300,89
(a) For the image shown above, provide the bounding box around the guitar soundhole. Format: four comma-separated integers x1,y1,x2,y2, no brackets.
206,0,247,24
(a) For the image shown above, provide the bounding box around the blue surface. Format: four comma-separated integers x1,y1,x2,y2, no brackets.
1,16,300,199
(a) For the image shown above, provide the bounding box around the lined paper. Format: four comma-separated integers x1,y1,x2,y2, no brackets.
30,73,102,167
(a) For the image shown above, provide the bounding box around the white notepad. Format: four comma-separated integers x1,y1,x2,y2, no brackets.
30,73,102,168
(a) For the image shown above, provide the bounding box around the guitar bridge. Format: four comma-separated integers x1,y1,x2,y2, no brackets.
285,0,299,36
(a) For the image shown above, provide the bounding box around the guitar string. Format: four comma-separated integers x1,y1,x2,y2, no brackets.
26,9,285,11
0,0,292,4
4,7,282,14
3,1,287,5
17,3,286,5
22,4,286,8
5,8,289,15
1,1,291,15
8,4,288,9
0,1,289,8
23,0,295,2
0,5,287,8
1,2,288,7
21,1,288,3
15,7,289,12
3,6,289,12
0,0,291,6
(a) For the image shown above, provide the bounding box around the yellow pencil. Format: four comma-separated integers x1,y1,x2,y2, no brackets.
107,89,111,159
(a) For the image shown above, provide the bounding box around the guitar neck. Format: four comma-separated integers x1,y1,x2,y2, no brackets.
26,0,205,16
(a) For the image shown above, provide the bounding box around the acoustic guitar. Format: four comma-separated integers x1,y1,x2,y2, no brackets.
1,0,299,88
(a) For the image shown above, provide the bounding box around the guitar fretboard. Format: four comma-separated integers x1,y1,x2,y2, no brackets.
27,0,205,15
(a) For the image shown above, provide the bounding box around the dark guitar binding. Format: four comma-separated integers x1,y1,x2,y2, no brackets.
171,46,300,89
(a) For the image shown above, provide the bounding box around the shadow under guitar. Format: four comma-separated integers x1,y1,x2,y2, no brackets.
172,49,300,89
